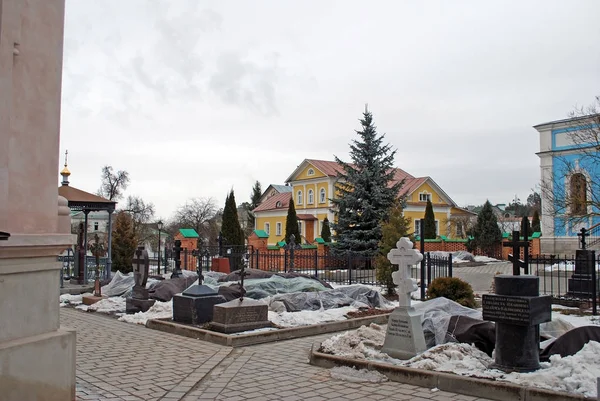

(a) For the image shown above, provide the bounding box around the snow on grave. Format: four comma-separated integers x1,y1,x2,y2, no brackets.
320,321,600,397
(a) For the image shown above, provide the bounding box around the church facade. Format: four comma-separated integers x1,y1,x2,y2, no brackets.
534,115,600,254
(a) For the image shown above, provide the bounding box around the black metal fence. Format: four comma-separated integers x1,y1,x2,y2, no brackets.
59,246,453,295
530,253,600,314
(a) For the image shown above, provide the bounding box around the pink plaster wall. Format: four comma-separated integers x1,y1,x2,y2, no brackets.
0,0,66,234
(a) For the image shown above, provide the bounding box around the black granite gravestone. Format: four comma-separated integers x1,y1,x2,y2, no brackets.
483,230,552,372
126,246,156,314
567,249,598,297
172,270,226,325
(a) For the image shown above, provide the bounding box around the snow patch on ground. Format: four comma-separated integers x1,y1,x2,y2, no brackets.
59,293,87,306
329,366,388,383
269,306,358,327
118,301,173,325
76,297,126,313
473,255,500,263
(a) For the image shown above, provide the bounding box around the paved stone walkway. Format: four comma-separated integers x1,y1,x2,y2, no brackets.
453,261,512,294
61,308,494,401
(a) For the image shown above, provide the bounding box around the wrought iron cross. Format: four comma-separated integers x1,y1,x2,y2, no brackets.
238,255,247,301
171,240,182,278
89,234,105,297
191,249,204,285
503,229,529,275
578,227,589,250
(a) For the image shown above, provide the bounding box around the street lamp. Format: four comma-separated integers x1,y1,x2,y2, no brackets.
157,220,163,275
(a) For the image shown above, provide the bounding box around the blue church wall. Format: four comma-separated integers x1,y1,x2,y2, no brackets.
551,148,600,237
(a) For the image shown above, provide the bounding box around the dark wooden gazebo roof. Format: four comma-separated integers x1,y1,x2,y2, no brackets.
58,185,116,212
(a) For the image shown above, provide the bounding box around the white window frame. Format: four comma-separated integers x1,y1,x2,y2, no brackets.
264,223,270,235
307,168,315,176
297,190,303,205
297,221,303,236
308,189,314,204
319,188,326,203
276,222,282,236
419,192,431,202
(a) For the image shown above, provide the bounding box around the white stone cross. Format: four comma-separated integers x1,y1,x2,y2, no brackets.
387,237,423,307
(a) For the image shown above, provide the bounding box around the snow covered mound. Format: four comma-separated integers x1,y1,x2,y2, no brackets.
320,324,600,397
502,341,600,397
404,343,493,377
320,323,391,361
118,301,172,325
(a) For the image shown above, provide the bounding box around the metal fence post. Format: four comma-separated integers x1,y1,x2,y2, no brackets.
420,228,426,301
448,254,453,277
426,252,432,287
593,251,597,316
347,253,352,285
314,250,318,278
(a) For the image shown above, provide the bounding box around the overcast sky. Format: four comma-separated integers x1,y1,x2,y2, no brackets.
59,0,600,220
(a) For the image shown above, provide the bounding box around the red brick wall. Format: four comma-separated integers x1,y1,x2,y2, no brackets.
174,233,198,270
418,237,541,260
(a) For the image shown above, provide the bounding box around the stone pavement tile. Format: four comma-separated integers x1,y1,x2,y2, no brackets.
64,308,504,401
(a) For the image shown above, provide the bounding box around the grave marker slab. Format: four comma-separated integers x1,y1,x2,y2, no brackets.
382,237,427,360
210,298,271,334
126,247,156,314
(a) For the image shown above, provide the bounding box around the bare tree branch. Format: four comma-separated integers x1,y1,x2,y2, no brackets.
97,165,130,201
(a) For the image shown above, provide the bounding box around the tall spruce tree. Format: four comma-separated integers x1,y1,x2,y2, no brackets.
320,217,332,243
423,199,437,239
331,108,402,256
473,200,502,256
248,180,262,230
375,200,411,294
221,190,244,247
532,210,541,233
111,211,137,273
520,216,530,237
285,199,301,243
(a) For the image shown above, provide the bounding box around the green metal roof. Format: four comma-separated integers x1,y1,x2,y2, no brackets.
267,245,280,250
315,237,325,244
254,229,269,238
179,228,199,238
277,241,286,247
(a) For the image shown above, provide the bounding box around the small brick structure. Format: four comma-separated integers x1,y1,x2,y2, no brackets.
174,228,199,270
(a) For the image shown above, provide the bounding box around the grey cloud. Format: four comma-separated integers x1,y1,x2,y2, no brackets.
209,51,280,116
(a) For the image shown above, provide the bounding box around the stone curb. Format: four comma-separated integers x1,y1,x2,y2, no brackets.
146,313,391,347
308,342,589,401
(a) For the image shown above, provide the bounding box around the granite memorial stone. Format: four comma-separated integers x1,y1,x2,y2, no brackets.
126,246,156,314
483,230,552,372
172,267,226,325
209,254,271,333
382,237,427,360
